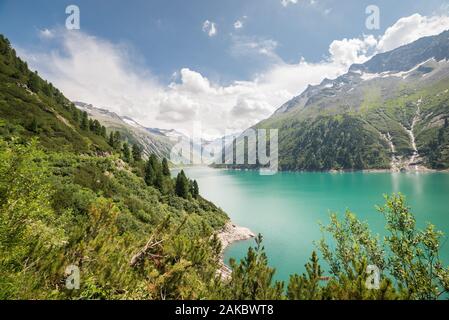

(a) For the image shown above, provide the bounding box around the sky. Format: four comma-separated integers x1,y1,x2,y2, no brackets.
1,0,449,138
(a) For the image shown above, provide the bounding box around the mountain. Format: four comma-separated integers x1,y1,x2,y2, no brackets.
74,102,225,165
251,30,449,172
74,101,175,159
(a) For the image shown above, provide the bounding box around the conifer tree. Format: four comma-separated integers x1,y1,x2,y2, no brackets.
175,170,190,199
81,111,89,130
88,119,94,132
100,126,107,138
72,108,79,124
122,143,131,163
27,118,38,133
109,132,114,147
132,143,142,162
144,154,160,186
113,131,121,149
148,154,160,172
27,71,40,93
154,170,164,191
191,180,199,198
162,158,170,176
144,158,156,186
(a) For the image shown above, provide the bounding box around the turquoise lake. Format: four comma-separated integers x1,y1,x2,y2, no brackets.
180,167,449,282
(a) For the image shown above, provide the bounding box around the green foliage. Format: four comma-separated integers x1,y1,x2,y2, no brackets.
316,194,449,300
191,180,199,199
274,115,390,171
175,170,190,199
0,137,228,299
378,194,449,299
424,118,449,169
287,252,323,300
162,157,170,176
27,71,41,93
80,111,89,130
0,34,111,154
0,139,66,298
122,142,131,163
144,154,158,186
132,143,142,162
214,234,284,300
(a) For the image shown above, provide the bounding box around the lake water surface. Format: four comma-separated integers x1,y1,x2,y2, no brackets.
180,167,449,282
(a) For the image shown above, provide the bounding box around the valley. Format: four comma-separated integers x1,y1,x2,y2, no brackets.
1,21,449,301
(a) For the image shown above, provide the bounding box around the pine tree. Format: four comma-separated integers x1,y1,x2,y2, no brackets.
27,118,38,133
27,71,40,93
100,126,107,138
175,170,190,199
132,143,142,162
144,160,155,186
162,158,170,176
109,132,114,147
148,154,160,172
122,143,131,163
191,180,199,198
91,120,101,135
154,170,164,191
113,131,121,149
144,155,160,186
287,251,323,300
88,119,94,132
81,111,89,130
72,108,79,124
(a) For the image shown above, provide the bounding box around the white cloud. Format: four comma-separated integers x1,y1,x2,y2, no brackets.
18,14,449,139
202,20,217,37
234,20,243,30
376,14,449,52
231,36,280,61
156,93,199,123
329,35,378,68
280,0,316,7
39,28,54,39
281,0,298,7
326,13,449,70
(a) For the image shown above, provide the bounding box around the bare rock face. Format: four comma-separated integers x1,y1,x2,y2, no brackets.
216,222,255,281
217,222,256,252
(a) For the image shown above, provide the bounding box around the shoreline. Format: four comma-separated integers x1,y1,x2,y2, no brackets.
216,221,255,280
210,165,449,174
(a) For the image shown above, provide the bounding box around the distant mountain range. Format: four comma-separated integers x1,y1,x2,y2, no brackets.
73,102,224,163
73,101,185,159
240,30,449,172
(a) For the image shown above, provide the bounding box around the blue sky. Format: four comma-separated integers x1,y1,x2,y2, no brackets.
1,0,449,136
1,0,448,82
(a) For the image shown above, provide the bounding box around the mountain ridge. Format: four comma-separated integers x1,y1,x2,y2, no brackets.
245,30,449,172
73,101,176,159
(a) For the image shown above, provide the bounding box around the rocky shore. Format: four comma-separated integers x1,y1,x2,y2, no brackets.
216,222,255,280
